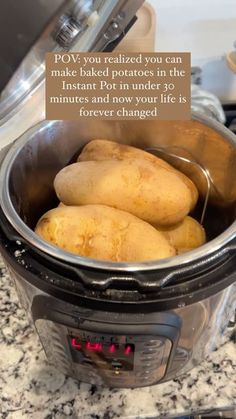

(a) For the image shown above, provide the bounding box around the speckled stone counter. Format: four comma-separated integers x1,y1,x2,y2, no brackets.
0,258,235,419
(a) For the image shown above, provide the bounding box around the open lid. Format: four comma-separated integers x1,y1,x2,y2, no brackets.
0,0,144,123
0,0,65,94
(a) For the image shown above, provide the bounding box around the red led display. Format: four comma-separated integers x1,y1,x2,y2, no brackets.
70,336,134,357
124,345,133,355
85,342,103,352
108,344,116,353
71,337,82,350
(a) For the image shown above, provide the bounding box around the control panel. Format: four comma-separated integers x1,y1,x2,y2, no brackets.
32,296,181,387
66,328,174,386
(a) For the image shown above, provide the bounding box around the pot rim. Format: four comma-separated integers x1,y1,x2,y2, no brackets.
1,113,236,272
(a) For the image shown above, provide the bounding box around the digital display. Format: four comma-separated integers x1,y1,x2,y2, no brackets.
69,336,135,371
71,336,134,357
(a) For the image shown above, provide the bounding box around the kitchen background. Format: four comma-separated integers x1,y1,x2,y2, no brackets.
149,0,236,102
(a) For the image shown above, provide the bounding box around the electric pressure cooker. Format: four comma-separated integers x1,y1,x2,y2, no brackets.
0,115,236,388
0,0,236,389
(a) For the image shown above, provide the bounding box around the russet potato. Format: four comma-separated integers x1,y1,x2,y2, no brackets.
78,139,198,210
35,205,176,262
54,158,192,225
153,216,206,254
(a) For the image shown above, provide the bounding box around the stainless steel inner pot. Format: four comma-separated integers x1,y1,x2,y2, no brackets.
0,113,236,272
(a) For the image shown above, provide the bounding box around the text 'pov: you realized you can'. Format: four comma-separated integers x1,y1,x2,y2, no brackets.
46,52,191,120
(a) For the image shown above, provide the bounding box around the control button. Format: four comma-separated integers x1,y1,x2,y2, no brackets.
145,340,163,348
142,364,157,371
141,357,163,366
140,355,156,362
142,349,158,355
143,370,152,375
111,361,123,370
136,371,154,377
142,348,163,357
142,363,152,368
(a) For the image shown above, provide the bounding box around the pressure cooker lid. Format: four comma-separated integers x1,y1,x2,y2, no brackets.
0,0,66,122
0,0,144,123
0,0,65,94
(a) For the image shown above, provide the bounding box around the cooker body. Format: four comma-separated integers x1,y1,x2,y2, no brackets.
3,257,235,388
0,116,236,387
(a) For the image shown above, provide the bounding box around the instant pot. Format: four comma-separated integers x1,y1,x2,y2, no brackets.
0,116,236,388
0,0,236,389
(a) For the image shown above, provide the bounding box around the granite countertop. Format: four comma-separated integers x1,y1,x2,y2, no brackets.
0,257,235,419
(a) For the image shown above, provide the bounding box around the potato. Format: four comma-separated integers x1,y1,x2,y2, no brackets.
153,216,206,254
35,205,176,262
54,158,192,225
78,139,198,210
